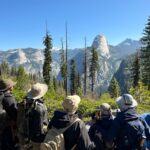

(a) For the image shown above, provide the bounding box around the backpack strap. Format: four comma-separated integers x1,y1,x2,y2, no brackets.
52,117,81,135
0,92,4,112
139,117,150,140
69,118,82,150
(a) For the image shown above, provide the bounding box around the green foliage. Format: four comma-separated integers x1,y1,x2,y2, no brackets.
109,77,120,98
12,88,26,102
16,66,30,91
130,52,140,87
70,59,77,95
137,104,150,114
59,39,67,83
43,32,52,85
83,37,87,95
129,81,150,104
0,61,10,77
44,89,65,118
78,93,117,119
140,16,150,89
89,47,99,93
11,66,17,77
53,76,57,91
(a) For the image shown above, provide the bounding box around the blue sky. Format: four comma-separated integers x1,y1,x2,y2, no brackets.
0,0,150,51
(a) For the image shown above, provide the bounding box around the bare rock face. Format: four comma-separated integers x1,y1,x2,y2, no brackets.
0,35,140,93
92,35,110,58
16,49,28,64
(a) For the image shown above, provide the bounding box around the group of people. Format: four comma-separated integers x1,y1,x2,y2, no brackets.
0,78,150,150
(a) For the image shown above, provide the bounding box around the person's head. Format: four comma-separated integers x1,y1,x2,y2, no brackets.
96,103,112,119
27,83,48,100
0,79,16,93
116,94,138,111
62,95,81,114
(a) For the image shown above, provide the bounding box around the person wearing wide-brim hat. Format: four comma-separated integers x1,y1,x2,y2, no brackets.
0,78,17,121
0,78,16,92
0,79,18,150
100,94,148,150
46,95,96,150
26,83,48,150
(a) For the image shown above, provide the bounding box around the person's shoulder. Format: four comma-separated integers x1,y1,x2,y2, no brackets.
71,117,83,127
4,92,13,97
3,92,16,102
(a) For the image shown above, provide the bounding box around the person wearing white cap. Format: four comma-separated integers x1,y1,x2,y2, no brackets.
26,83,48,150
47,95,96,150
99,94,148,150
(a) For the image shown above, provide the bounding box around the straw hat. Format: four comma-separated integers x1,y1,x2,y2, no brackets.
62,95,81,114
27,83,48,100
0,79,16,92
116,94,138,111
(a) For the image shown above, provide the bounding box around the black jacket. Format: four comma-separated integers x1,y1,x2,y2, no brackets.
104,108,146,150
2,92,17,121
89,115,113,150
48,110,95,150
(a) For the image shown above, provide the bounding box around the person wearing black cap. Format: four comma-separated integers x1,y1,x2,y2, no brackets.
89,103,114,150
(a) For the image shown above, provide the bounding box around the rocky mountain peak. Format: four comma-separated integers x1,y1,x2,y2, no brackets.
92,35,110,58
16,49,28,64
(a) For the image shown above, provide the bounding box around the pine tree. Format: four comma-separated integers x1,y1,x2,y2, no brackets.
60,38,67,90
43,31,52,85
53,76,57,91
140,16,150,89
76,72,82,96
16,66,29,91
65,23,68,95
109,77,120,98
89,47,99,94
83,37,87,95
11,66,17,76
130,52,140,87
0,61,10,77
70,59,77,95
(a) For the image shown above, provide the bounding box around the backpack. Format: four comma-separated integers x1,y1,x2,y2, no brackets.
140,117,150,149
28,99,48,143
40,118,81,150
0,93,7,134
118,118,146,150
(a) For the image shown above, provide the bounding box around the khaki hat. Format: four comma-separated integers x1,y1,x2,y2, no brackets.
27,83,48,100
62,95,81,114
96,103,111,115
0,79,16,92
116,94,138,111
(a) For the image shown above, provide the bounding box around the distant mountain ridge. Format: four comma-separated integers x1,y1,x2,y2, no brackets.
0,35,141,92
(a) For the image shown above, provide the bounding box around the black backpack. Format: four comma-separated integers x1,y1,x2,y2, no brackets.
28,99,47,142
117,118,146,150
0,93,7,133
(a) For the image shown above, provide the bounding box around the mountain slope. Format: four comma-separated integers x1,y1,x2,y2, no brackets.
0,35,141,92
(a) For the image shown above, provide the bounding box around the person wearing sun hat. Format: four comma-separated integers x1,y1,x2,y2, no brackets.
26,83,48,150
0,79,17,119
99,94,148,150
0,79,18,150
116,94,138,111
0,79,17,121
47,95,96,150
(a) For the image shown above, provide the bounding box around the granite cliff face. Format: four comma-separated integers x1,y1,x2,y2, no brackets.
0,35,141,92
92,35,110,58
